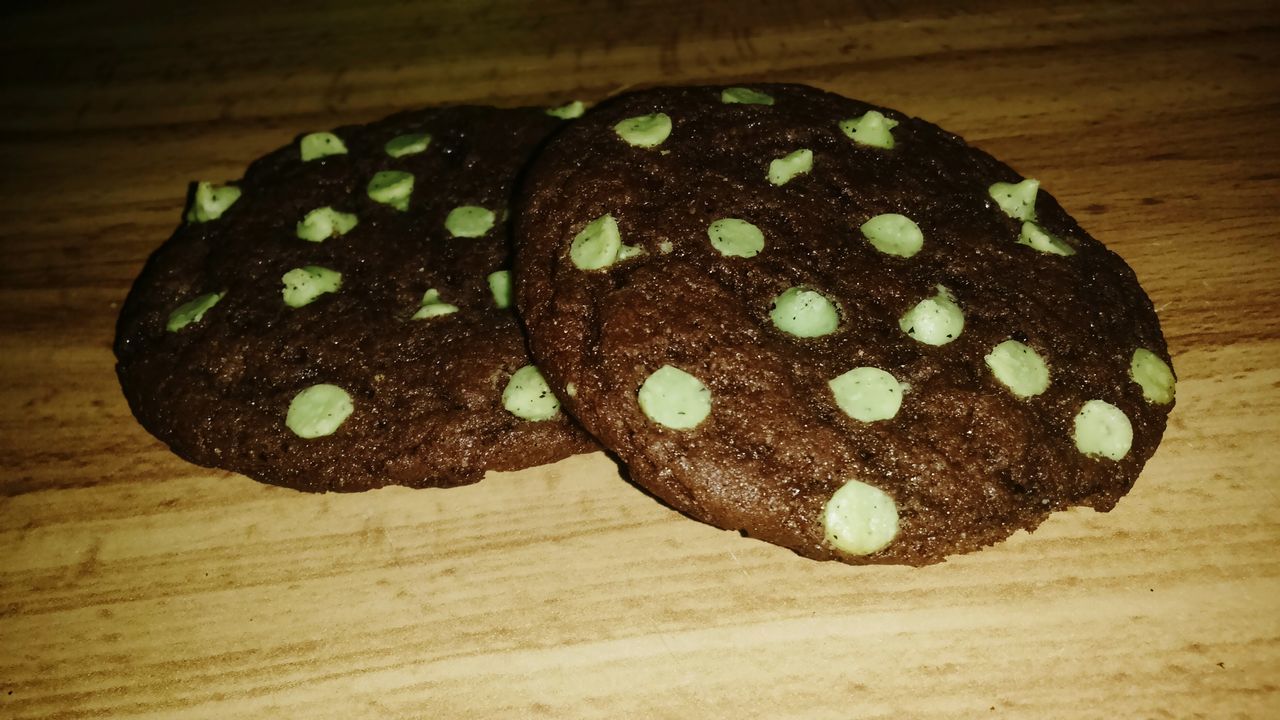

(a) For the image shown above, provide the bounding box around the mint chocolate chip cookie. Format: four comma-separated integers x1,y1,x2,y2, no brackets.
513,84,1174,565
116,105,595,492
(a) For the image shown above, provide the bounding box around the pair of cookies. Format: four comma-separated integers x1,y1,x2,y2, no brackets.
116,84,1175,565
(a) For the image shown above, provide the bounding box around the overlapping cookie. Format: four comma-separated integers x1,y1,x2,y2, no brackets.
514,84,1175,564
116,105,596,492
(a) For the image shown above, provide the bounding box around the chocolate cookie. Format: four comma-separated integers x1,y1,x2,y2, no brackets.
116,105,596,492
514,84,1175,565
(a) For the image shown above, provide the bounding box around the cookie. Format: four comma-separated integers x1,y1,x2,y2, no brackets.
115,105,596,492
514,84,1175,565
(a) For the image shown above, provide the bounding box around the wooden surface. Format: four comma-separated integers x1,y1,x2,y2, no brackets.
3,1,1279,717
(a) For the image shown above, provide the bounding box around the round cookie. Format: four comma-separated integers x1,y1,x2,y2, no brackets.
116,105,596,492
514,84,1175,565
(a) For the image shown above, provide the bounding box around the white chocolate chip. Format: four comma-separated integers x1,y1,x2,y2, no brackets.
823,479,899,555
1073,400,1133,461
984,340,1050,398
637,365,711,430
828,367,903,422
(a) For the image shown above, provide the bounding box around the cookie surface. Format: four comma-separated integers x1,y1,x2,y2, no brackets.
116,105,595,492
514,84,1175,565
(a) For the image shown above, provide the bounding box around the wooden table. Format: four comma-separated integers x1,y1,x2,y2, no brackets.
3,1,1278,717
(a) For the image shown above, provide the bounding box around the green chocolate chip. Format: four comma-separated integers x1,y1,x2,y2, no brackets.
770,286,840,338
721,87,774,105
828,367,903,422
412,288,458,319
707,218,765,258
165,292,224,332
616,243,646,261
1073,400,1132,461
282,266,342,308
839,111,899,149
614,113,672,148
487,270,512,309
286,383,353,439
823,479,899,555
570,214,622,270
367,170,414,211
546,100,586,119
185,181,241,223
768,149,813,186
300,132,348,161
296,207,358,242
989,178,1039,221
384,133,431,158
502,365,560,421
445,205,495,238
1018,221,1075,256
637,365,711,430
984,340,1050,398
1130,348,1175,404
899,285,964,346
861,213,923,258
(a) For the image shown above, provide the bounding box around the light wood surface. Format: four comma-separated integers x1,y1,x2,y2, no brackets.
3,1,1279,717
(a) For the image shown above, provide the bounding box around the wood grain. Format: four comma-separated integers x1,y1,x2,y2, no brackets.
2,1,1279,717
